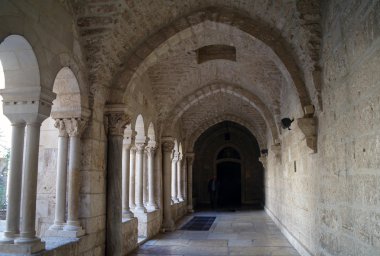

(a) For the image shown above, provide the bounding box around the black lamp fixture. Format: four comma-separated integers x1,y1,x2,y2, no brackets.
281,118,294,130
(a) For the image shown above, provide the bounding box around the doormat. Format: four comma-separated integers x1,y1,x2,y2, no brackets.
180,216,216,231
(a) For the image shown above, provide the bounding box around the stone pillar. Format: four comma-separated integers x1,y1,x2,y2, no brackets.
146,145,157,211
63,118,86,236
177,153,184,202
105,110,129,256
171,153,179,203
15,121,43,245
122,140,134,219
183,159,187,200
0,122,25,243
162,138,175,231
186,153,195,212
129,146,136,209
49,119,69,230
143,149,148,206
135,140,147,213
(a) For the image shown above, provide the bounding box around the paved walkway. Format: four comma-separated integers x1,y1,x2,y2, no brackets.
131,210,300,256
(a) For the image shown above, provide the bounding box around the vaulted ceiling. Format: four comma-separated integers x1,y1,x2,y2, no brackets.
69,0,321,146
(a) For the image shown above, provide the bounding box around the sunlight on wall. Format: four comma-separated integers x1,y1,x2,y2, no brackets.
0,60,11,156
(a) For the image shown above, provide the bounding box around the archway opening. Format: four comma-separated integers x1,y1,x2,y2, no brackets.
193,121,264,210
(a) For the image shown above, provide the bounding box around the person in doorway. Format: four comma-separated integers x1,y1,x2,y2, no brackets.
208,176,219,209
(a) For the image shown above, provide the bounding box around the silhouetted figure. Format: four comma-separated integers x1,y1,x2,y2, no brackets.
208,176,219,209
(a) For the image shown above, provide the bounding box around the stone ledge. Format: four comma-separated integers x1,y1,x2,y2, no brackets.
0,241,45,255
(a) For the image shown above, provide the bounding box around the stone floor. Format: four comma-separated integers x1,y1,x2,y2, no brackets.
131,209,300,256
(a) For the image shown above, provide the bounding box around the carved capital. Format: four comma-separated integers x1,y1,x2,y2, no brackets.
64,118,87,137
259,156,267,169
146,145,156,157
270,143,281,159
105,112,130,136
162,140,175,153
135,142,146,153
54,119,68,137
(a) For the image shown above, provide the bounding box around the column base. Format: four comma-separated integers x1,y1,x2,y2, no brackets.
0,232,19,244
187,206,194,213
146,203,158,212
122,210,135,219
0,240,45,254
62,224,85,237
178,197,184,202
134,206,147,213
48,223,65,231
171,198,179,204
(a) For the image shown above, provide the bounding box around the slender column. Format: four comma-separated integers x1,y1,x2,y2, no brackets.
183,159,187,200
0,122,25,243
177,153,184,202
186,153,195,212
122,141,134,219
49,119,69,230
134,141,146,213
146,145,157,210
15,122,42,244
105,111,129,256
142,149,147,206
63,118,86,234
129,146,136,209
162,138,175,231
171,153,179,203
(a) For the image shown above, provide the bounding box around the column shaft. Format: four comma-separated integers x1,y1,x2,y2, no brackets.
16,122,41,243
171,156,178,203
129,147,136,209
146,147,157,210
177,158,183,201
122,144,133,218
143,150,147,205
65,136,81,229
0,123,25,243
135,144,146,212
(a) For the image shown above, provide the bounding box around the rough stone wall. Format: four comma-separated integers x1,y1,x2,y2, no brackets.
265,0,380,255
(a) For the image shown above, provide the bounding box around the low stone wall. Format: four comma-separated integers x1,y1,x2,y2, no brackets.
122,217,138,255
135,210,160,239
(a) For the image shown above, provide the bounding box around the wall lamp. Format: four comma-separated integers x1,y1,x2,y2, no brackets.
281,118,294,130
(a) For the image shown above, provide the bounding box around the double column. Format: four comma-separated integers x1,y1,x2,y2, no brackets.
105,109,130,256
53,118,87,236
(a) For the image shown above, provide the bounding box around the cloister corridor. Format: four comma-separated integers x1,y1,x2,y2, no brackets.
0,1,380,256
132,210,300,256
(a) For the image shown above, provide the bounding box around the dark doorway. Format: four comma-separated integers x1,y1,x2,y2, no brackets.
217,162,241,207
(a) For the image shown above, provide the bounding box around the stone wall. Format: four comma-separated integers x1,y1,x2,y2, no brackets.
265,0,380,255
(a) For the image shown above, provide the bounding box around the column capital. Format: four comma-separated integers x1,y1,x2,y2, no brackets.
135,141,146,153
64,118,87,137
186,152,195,164
105,112,130,136
146,145,156,157
162,138,175,153
172,152,180,161
54,119,68,137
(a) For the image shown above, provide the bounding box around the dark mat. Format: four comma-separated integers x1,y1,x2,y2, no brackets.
180,216,216,231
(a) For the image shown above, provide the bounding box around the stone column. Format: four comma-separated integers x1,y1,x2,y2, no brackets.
129,146,136,209
177,153,184,202
134,140,147,213
162,138,175,231
186,153,195,212
0,122,25,243
183,159,187,200
105,111,129,256
122,141,134,219
49,119,69,230
146,145,157,211
143,149,148,206
15,121,43,244
171,153,179,203
63,118,86,235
